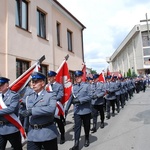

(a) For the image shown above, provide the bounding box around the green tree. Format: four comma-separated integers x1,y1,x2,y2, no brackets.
124,72,126,77
131,70,137,78
91,69,97,74
127,68,131,77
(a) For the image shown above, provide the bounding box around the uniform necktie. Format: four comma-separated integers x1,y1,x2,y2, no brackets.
51,83,53,87
35,93,38,99
94,83,97,88
2,94,4,99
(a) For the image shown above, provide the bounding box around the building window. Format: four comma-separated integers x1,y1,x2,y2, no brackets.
37,9,46,39
143,48,150,56
40,64,48,76
67,30,73,51
15,0,28,30
16,59,30,78
40,64,48,83
144,57,150,65
142,32,150,47
69,70,75,84
56,22,61,46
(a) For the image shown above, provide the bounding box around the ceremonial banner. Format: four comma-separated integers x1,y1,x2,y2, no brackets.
82,63,86,82
107,68,111,76
55,55,72,116
118,73,122,78
99,72,105,83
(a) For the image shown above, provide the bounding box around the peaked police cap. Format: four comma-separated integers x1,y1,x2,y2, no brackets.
47,70,57,77
74,70,83,77
87,77,93,81
31,72,46,81
93,74,99,79
0,77,10,85
107,75,112,79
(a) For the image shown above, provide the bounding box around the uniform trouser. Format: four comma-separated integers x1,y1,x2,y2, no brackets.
143,85,146,92
128,89,132,98
0,131,22,150
136,86,140,93
103,98,107,111
120,93,125,108
91,105,98,119
116,95,120,110
92,105,105,124
106,100,116,114
27,138,58,150
55,116,65,137
74,113,91,141
125,92,128,100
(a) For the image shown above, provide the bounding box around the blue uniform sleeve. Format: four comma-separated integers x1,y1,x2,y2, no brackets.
0,93,19,116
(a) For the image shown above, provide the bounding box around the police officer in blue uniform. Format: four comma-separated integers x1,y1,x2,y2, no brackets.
105,75,118,119
0,77,22,150
91,74,105,133
20,72,59,150
114,76,121,113
120,77,126,108
46,70,65,144
65,70,92,150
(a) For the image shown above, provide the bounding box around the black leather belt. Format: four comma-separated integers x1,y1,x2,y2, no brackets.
30,122,53,129
0,121,9,125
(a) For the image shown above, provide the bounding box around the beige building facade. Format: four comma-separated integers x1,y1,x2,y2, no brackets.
107,24,150,76
0,0,85,82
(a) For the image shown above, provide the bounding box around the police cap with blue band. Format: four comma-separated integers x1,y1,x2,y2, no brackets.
31,72,46,81
0,77,10,85
86,77,93,81
47,70,57,77
93,74,99,79
107,75,112,79
74,70,83,77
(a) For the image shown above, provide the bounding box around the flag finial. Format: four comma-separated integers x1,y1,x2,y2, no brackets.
38,55,45,64
65,54,69,61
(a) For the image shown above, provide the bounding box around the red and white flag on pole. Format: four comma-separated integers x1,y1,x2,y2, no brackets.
0,93,27,139
118,73,122,78
0,56,45,139
107,67,111,76
82,63,86,82
55,56,72,117
99,72,105,83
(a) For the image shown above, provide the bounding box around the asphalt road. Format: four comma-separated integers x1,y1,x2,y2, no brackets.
7,87,150,150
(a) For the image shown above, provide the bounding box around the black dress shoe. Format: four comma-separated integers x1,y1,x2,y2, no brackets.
91,128,96,133
117,109,120,113
60,138,65,144
84,139,89,147
100,122,104,128
106,114,110,119
112,113,115,117
91,123,97,133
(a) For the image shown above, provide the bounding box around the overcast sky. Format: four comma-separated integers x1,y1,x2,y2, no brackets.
58,0,150,73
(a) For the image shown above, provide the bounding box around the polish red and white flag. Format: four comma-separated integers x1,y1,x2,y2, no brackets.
55,56,72,117
99,72,105,83
82,63,86,82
